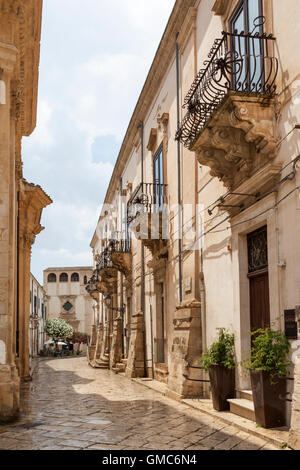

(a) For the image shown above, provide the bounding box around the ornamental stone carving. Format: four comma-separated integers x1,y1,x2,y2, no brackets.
11,79,23,121
192,94,279,191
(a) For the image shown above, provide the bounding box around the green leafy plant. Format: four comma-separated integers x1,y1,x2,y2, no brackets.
246,328,291,377
45,318,73,342
200,328,235,372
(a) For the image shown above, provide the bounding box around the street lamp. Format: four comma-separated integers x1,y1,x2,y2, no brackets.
104,295,125,314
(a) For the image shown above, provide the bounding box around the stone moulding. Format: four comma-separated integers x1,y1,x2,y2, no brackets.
191,93,279,191
147,128,157,152
224,162,282,215
212,0,228,16
0,0,43,135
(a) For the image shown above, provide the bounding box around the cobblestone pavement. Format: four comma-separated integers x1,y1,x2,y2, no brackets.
0,357,280,450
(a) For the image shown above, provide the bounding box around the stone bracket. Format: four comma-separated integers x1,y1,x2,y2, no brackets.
192,94,279,192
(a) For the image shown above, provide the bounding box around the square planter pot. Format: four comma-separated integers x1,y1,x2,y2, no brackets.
209,365,235,411
250,370,286,429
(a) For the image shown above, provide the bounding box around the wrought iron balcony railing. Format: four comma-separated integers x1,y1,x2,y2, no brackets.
108,233,131,254
127,182,168,224
86,274,97,295
175,29,278,149
96,247,113,272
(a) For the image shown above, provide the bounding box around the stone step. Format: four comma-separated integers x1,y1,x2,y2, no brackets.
94,359,109,369
239,390,253,402
122,358,128,365
112,363,126,374
227,398,256,422
88,360,107,369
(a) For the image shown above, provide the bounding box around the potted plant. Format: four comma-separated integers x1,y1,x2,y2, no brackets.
200,328,236,411
247,328,291,429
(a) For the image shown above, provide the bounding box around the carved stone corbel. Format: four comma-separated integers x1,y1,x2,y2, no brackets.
192,94,279,192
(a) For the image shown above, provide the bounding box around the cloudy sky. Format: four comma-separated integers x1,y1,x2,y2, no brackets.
22,0,175,284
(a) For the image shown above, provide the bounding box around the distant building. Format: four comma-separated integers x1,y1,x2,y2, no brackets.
43,267,94,335
29,274,47,359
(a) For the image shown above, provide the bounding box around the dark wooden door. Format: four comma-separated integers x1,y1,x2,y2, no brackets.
247,226,270,332
249,271,270,331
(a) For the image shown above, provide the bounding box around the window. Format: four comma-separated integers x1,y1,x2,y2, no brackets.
230,0,264,92
84,276,88,285
47,273,57,283
71,273,79,282
59,273,68,283
63,301,73,312
153,144,164,209
230,0,263,35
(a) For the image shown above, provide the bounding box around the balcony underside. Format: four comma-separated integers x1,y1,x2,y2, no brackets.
135,213,168,254
95,279,109,296
191,93,278,192
111,252,132,279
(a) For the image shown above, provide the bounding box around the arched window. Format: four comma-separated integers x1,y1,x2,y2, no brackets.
71,273,79,282
47,273,57,283
84,276,88,285
59,273,68,283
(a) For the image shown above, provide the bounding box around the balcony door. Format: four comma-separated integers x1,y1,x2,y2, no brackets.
153,144,164,210
230,0,264,92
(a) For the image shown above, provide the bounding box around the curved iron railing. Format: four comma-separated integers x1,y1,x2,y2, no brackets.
108,236,131,254
127,182,168,224
176,29,278,149
96,247,113,272
86,274,97,295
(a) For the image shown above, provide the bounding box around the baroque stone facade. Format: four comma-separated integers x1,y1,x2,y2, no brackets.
43,267,94,337
0,0,52,420
87,0,300,447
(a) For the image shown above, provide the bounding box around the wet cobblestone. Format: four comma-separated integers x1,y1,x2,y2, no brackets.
0,357,280,450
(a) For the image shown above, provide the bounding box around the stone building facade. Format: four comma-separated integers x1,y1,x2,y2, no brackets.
29,273,46,359
87,0,300,446
44,267,94,337
0,0,52,421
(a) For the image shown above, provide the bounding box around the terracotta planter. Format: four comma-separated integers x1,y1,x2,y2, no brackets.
209,365,235,411
250,370,286,428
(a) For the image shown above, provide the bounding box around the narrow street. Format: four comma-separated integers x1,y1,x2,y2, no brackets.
0,357,279,451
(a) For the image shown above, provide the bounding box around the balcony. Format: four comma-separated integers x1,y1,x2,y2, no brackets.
176,29,280,193
127,182,168,253
108,235,132,280
86,274,99,301
96,247,118,288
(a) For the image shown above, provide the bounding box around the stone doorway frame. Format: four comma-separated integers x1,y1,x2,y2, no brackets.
231,193,280,390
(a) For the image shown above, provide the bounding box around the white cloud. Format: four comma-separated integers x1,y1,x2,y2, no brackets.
71,53,149,141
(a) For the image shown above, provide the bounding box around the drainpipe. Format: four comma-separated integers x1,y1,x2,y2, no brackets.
120,176,124,357
275,192,283,331
176,34,183,303
137,121,147,376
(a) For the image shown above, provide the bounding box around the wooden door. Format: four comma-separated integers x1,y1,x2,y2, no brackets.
247,226,270,332
249,271,270,331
